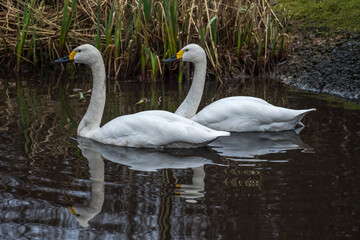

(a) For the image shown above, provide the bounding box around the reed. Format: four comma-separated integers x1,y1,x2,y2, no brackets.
1,0,288,80
104,3,114,49
59,0,78,51
15,0,36,71
94,0,101,50
0,30,7,57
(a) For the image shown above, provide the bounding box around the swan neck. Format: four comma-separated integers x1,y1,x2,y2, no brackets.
175,60,206,118
78,61,106,136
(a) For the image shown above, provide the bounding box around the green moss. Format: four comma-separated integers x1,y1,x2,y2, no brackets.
275,0,360,34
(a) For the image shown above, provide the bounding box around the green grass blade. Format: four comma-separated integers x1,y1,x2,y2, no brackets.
59,0,78,51
105,3,114,47
16,0,35,70
143,0,152,23
257,33,262,60
206,16,217,29
270,25,279,58
200,27,206,48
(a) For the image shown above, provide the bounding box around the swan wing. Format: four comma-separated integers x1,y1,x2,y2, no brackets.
94,110,229,148
192,96,315,132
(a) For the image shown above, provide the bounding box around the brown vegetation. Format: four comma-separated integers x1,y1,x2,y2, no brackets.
0,0,288,81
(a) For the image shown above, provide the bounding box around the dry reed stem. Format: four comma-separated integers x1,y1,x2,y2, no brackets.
0,0,288,78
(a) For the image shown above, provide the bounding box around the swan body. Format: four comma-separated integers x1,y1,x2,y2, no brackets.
55,44,229,148
93,110,229,148
165,44,315,132
192,96,315,132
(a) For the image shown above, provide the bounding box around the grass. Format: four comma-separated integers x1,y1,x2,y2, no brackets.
0,0,288,80
15,0,36,71
274,0,360,34
59,0,78,51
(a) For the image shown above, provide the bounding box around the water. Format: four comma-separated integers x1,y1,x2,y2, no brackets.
0,72,359,239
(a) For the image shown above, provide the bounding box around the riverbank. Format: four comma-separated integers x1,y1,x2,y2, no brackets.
276,33,360,104
273,0,360,104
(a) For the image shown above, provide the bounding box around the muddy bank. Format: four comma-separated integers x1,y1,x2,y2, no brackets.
276,34,360,104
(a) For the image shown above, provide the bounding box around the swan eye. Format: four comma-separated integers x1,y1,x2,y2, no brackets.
78,50,81,53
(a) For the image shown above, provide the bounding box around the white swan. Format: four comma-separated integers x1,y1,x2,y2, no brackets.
55,44,229,148
164,44,316,132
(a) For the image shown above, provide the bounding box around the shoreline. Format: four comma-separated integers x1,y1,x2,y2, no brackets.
276,34,360,105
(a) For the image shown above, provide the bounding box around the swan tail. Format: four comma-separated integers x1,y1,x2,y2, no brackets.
216,131,231,138
195,130,230,147
294,108,316,128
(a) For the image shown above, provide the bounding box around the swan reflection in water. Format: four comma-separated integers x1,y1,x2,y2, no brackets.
88,137,223,204
209,128,312,161
68,137,223,227
68,131,311,226
68,138,105,228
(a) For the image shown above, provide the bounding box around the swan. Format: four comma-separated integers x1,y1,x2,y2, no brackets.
55,44,229,148
164,44,316,132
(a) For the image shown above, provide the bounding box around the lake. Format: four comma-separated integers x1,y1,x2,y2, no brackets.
0,71,359,239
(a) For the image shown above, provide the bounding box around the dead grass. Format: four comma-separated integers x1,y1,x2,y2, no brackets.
0,0,288,80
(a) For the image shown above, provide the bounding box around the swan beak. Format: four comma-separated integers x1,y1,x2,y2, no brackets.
68,206,76,215
54,51,77,63
164,54,179,63
54,56,71,63
164,50,184,63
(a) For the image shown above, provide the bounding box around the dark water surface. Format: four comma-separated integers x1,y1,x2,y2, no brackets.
0,72,359,239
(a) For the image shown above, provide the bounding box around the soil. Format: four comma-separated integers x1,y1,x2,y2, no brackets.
276,33,360,104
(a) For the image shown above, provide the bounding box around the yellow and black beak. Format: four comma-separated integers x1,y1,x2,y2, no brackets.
164,50,184,63
68,206,80,216
54,51,77,63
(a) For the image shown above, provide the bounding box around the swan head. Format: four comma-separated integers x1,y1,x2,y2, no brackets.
164,44,206,64
68,205,92,227
55,44,102,66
